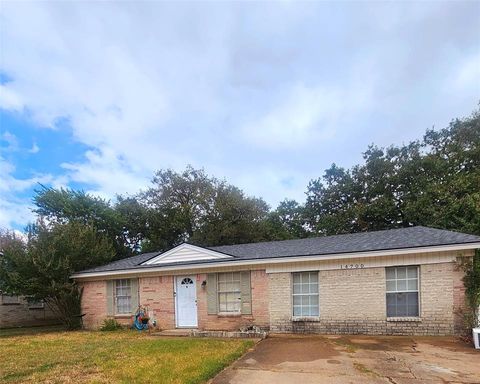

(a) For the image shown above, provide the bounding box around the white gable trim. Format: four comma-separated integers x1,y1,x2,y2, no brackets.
142,243,233,265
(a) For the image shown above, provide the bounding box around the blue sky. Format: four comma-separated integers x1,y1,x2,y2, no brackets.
1,1,479,230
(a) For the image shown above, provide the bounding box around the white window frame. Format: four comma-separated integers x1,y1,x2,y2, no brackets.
292,271,320,318
217,272,241,313
114,279,132,314
386,265,420,318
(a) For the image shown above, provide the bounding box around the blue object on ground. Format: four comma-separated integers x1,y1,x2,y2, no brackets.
133,309,149,331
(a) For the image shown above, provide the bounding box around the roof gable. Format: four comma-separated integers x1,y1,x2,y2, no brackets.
142,243,233,265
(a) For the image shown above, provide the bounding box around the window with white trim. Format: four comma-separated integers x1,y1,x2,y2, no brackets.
292,271,319,317
115,279,132,314
386,266,419,317
217,272,241,313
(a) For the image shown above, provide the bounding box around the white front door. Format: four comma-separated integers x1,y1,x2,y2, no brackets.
176,276,198,327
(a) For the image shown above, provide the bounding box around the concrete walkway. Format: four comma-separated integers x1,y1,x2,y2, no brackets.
211,334,480,384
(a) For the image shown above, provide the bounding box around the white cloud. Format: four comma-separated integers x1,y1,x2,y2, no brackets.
240,83,373,149
0,85,24,111
0,133,54,228
0,1,478,231
451,54,480,91
61,146,150,198
0,154,54,228
28,142,40,154
241,84,335,148
0,131,19,152
0,196,33,230
0,2,232,204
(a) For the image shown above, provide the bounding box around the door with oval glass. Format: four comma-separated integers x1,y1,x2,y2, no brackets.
175,276,198,327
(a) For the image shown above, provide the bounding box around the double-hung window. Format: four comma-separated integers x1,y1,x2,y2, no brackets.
217,272,241,313
386,266,419,317
115,279,132,314
292,271,319,317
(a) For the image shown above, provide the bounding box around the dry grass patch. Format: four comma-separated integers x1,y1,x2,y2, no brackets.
332,337,358,353
0,329,253,384
352,361,379,377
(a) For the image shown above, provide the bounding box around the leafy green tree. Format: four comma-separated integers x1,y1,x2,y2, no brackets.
305,108,480,236
192,185,271,246
0,228,23,251
140,166,276,248
460,252,480,329
140,166,217,249
404,111,480,234
33,186,140,258
305,164,361,235
266,199,309,240
0,222,115,329
114,196,149,252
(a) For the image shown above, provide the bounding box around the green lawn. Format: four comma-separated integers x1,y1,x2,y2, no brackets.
0,328,254,383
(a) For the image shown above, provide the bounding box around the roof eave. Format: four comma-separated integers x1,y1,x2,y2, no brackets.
71,241,480,280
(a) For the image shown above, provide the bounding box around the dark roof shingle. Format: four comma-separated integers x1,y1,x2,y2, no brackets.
75,226,480,275
208,226,480,258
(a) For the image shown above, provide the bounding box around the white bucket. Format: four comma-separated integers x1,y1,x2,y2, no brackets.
473,328,480,350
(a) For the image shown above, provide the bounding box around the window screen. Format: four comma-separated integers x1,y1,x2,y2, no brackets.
218,272,241,313
386,266,419,317
115,279,132,314
292,271,319,317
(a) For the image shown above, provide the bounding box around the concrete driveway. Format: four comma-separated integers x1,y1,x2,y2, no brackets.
211,334,480,384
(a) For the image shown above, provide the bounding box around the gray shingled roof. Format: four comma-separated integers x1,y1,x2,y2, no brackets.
209,226,480,258
75,226,480,275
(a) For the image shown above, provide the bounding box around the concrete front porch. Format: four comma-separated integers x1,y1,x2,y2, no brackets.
152,328,267,338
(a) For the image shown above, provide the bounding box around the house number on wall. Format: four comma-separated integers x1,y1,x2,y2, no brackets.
340,263,365,270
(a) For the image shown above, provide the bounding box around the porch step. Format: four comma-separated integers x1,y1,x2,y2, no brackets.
151,329,268,339
192,330,267,339
152,329,192,337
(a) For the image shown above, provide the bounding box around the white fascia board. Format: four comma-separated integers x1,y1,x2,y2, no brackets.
72,242,480,280
142,243,232,265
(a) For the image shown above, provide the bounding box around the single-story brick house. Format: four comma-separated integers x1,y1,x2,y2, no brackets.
73,226,480,335
0,294,58,328
0,251,59,329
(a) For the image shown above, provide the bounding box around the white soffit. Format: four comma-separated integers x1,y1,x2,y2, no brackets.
142,243,232,265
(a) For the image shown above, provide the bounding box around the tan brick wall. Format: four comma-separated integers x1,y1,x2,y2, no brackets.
452,258,470,334
269,262,466,335
268,272,291,328
419,263,454,333
0,296,59,328
319,268,385,320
